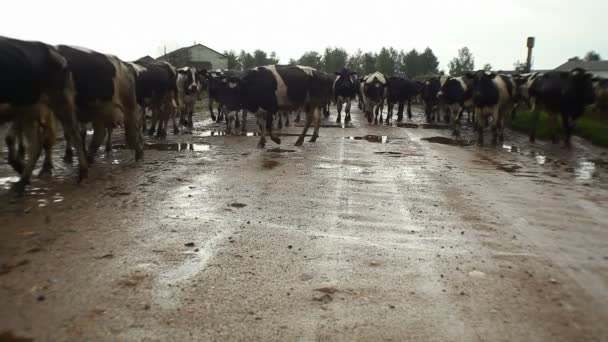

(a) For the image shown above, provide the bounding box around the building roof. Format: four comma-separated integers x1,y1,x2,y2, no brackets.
555,60,608,72
136,55,155,63
161,44,226,59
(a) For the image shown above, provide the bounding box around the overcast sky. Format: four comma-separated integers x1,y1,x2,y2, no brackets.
3,0,606,71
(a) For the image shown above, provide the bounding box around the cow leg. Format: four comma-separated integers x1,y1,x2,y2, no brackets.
336,100,343,123
562,112,573,147
407,99,412,120
278,112,283,129
105,126,113,154
491,107,500,145
310,108,321,142
235,111,241,129
87,120,106,164
149,106,159,136
285,112,290,127
241,110,248,133
475,108,485,145
39,114,56,177
226,111,232,135
295,108,314,146
386,102,393,124
209,99,216,122
451,106,462,137
266,112,281,145
256,114,267,148
345,100,352,123
548,112,559,144
141,107,147,133
375,105,381,125
172,104,180,135
397,100,405,122
12,120,43,193
529,108,540,143
6,123,25,174
188,105,194,129
63,128,74,164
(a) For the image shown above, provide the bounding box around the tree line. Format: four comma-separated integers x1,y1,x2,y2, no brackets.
221,47,603,78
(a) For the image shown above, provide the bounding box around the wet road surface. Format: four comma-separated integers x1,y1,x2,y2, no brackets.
1,106,607,341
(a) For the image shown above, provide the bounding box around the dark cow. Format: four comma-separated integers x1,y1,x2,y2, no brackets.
214,69,247,134
361,72,387,124
421,76,448,122
206,69,225,122
385,76,420,123
437,76,474,135
465,71,516,145
522,68,595,146
0,36,88,192
176,66,201,130
238,65,330,147
57,45,144,163
332,68,358,123
129,61,179,137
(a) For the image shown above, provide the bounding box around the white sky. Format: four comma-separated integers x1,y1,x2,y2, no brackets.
3,0,606,71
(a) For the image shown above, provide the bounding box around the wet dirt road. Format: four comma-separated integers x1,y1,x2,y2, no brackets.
1,107,607,341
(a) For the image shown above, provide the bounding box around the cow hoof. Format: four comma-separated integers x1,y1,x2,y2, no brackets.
270,136,281,145
309,135,318,143
173,127,180,135
135,150,144,162
11,181,27,194
78,167,88,182
257,142,266,148
38,166,53,178
336,118,341,124
86,154,96,165
397,116,403,122
294,139,304,147
147,129,155,136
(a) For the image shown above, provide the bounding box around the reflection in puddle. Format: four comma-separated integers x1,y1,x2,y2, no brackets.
197,130,225,137
261,160,279,169
346,136,388,143
0,176,19,190
535,155,547,165
502,145,520,153
113,143,210,152
575,160,596,180
421,136,474,146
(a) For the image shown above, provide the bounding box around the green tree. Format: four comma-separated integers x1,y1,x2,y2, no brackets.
323,47,348,72
362,52,377,75
584,51,601,61
346,49,364,75
288,58,297,65
448,47,475,76
252,50,269,67
297,51,324,69
268,51,280,64
419,47,440,75
568,56,581,62
401,49,424,77
238,50,255,70
483,63,492,71
513,60,527,73
375,47,399,76
224,50,240,70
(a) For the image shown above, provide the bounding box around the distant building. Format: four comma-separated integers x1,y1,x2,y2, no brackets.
136,55,155,63
554,60,608,78
156,44,228,70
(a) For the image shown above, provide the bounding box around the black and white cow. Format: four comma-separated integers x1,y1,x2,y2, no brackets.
176,66,201,130
385,76,421,123
465,71,516,145
332,68,358,124
421,75,448,122
361,72,387,124
0,36,88,192
437,76,474,135
129,61,179,136
238,65,330,147
206,69,226,122
522,68,595,146
57,45,144,163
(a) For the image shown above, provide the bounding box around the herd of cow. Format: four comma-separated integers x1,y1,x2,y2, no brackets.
1,36,606,193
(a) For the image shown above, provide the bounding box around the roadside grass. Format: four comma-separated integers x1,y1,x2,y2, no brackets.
511,109,608,147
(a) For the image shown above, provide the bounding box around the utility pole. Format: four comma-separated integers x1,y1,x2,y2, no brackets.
526,37,535,73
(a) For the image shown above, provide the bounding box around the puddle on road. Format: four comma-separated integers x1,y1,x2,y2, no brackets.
113,143,210,152
345,135,388,144
0,176,19,190
574,160,596,180
421,136,474,146
421,123,451,130
395,123,420,128
267,148,296,153
262,160,279,169
502,144,521,153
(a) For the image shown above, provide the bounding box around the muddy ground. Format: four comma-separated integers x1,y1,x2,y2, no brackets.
0,106,607,342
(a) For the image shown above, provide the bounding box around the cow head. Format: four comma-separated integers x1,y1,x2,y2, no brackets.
177,67,200,95
570,68,596,107
364,75,386,101
333,68,358,96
